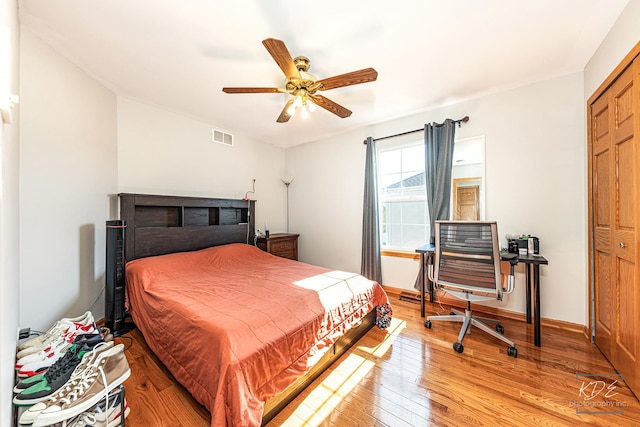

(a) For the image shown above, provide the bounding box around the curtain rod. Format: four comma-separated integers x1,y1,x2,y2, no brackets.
363,116,469,144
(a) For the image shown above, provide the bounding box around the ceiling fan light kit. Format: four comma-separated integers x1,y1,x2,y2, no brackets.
222,38,377,123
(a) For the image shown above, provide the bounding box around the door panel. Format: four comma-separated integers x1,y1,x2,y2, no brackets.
617,258,636,357
595,251,612,357
595,150,610,227
616,137,635,231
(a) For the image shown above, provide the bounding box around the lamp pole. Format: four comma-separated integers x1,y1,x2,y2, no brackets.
282,178,294,232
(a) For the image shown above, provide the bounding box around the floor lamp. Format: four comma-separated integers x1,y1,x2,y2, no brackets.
282,178,294,232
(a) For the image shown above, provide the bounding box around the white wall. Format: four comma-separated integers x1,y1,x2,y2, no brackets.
0,0,20,424
285,135,366,269
19,28,118,330
584,0,640,98
116,97,287,232
287,72,587,325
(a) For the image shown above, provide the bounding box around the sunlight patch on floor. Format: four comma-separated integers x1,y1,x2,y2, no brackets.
357,317,406,357
277,317,406,426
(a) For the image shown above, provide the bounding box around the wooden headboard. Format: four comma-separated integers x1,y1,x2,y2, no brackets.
119,193,256,261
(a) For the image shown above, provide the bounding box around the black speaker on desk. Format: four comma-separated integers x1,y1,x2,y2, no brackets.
105,220,134,337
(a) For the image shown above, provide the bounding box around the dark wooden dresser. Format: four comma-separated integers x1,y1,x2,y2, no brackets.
256,233,299,260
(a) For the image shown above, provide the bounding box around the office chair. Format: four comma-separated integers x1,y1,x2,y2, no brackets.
424,221,518,357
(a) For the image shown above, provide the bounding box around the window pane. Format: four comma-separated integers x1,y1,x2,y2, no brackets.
402,201,425,224
386,202,402,223
403,145,424,173
379,150,401,175
398,174,425,198
380,173,402,196
385,225,403,247
402,225,427,248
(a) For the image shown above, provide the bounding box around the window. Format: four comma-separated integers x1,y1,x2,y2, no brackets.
376,135,485,253
377,141,429,252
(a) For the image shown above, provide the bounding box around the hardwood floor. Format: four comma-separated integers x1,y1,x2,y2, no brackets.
117,299,640,426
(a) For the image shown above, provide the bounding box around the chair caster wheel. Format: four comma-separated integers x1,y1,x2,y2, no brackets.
453,342,464,353
424,320,432,328
507,346,518,358
496,324,504,334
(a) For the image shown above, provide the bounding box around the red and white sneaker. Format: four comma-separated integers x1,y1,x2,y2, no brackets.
17,311,95,359
16,323,99,376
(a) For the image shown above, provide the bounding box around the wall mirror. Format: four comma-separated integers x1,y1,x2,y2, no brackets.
451,136,485,220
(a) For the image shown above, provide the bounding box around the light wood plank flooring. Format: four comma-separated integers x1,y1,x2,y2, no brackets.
117,299,640,426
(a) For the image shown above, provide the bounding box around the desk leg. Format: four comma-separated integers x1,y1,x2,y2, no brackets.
420,253,425,318
525,264,532,324
534,264,541,347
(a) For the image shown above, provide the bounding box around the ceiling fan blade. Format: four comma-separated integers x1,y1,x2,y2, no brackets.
316,68,378,91
277,98,296,123
222,87,284,94
309,94,352,118
262,38,301,80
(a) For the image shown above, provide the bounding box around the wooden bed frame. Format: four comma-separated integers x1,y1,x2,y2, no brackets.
118,193,376,425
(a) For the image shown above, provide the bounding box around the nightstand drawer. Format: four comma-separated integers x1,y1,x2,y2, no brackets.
271,239,295,254
256,233,299,261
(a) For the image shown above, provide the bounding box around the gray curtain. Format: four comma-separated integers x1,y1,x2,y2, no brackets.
414,119,456,291
361,136,382,284
425,119,456,244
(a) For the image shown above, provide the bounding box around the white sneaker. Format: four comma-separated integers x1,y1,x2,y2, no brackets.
17,311,95,358
19,341,114,425
16,323,99,377
32,343,130,426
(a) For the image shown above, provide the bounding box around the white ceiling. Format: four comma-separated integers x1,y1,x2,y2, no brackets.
18,0,628,148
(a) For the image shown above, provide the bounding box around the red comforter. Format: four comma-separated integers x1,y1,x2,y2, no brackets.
126,243,390,426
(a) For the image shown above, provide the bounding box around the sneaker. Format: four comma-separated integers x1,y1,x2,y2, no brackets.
19,341,115,425
17,311,94,357
17,320,98,367
66,392,130,427
16,325,101,377
13,335,106,405
14,334,111,394
31,343,130,426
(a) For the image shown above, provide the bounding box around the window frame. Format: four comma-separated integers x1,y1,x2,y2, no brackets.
376,138,429,255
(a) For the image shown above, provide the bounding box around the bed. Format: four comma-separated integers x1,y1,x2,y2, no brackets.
118,193,391,426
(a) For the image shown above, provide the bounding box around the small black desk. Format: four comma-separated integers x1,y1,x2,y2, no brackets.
415,244,548,347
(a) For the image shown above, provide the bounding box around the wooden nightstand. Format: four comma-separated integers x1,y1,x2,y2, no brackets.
256,233,299,260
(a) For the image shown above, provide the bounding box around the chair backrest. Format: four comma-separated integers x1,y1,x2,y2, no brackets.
433,220,504,300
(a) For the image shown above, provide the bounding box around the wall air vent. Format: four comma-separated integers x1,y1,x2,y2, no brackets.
212,129,234,146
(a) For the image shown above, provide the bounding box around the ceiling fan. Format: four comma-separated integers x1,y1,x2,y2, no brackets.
222,38,378,123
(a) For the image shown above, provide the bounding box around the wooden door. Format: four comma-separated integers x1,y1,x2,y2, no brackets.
589,55,640,398
453,180,480,221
